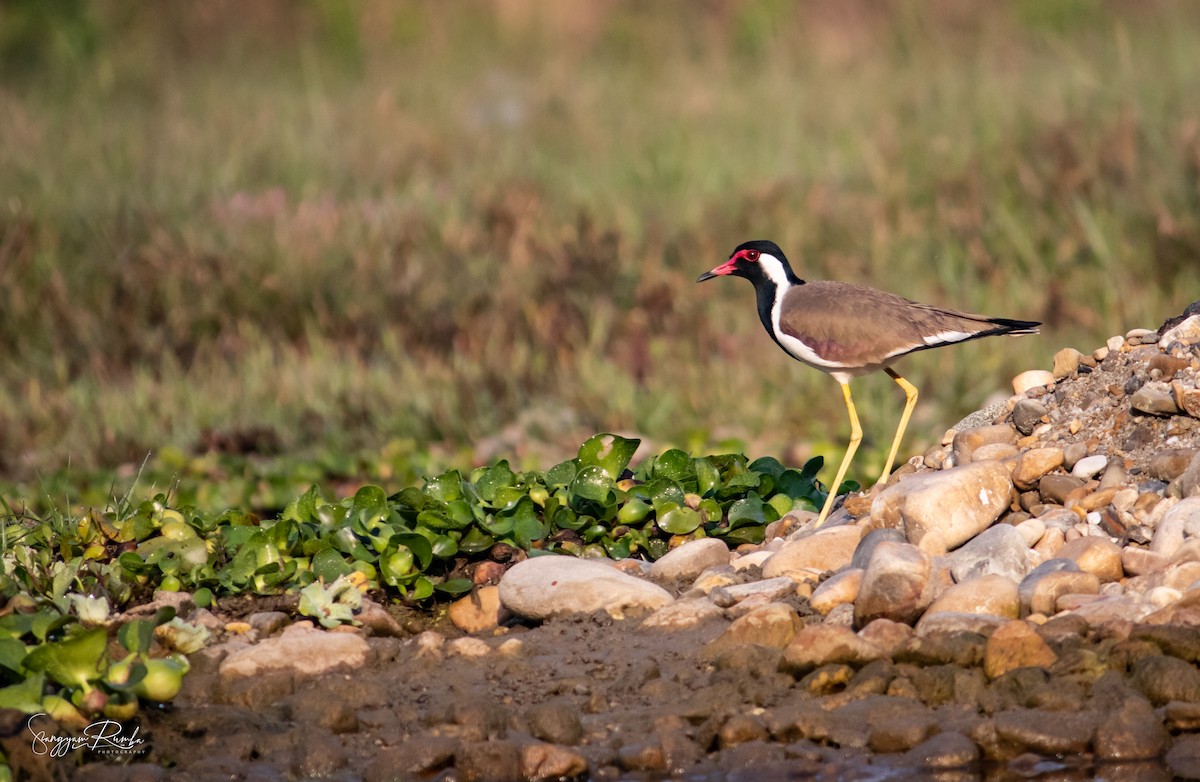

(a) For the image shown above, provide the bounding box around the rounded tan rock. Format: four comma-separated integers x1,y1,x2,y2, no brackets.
1013,370,1055,395
1056,536,1124,582
809,568,863,615
761,524,863,579
1012,447,1065,491
922,574,1020,621
984,620,1058,678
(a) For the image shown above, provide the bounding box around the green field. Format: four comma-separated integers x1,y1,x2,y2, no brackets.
2,1,1198,512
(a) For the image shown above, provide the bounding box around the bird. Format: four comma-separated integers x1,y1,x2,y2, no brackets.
697,239,1040,527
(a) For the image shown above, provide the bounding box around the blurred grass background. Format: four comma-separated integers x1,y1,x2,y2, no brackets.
1,0,1198,512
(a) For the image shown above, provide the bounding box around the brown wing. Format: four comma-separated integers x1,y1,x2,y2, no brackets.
777,281,1023,367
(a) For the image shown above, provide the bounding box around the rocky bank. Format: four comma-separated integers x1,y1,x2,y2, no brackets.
45,304,1200,782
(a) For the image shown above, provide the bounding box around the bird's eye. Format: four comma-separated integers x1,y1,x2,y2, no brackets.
745,250,759,261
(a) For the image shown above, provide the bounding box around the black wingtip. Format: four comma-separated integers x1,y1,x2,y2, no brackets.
990,317,1042,336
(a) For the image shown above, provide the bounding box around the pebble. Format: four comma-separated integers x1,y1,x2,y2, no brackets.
1010,398,1050,436
448,585,508,634
854,541,932,627
951,424,1018,465
944,524,1030,583
219,622,371,680
1070,454,1108,480
780,624,885,674
704,603,800,655
1019,566,1101,616
649,538,730,582
984,620,1057,678
1056,536,1124,582
1012,447,1064,491
499,555,673,620
761,525,862,579
921,574,1019,623
522,743,589,780
1013,369,1055,395
1131,381,1181,416
1052,347,1085,379
447,637,491,658
809,569,863,615
642,598,725,630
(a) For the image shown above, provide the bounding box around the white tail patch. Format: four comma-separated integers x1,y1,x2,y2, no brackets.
923,330,975,346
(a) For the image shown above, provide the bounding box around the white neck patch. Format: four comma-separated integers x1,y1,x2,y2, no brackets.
756,253,792,289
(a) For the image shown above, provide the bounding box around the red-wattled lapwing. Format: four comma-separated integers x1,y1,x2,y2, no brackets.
698,239,1040,526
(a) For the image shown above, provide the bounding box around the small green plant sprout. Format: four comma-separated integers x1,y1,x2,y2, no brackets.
298,574,364,628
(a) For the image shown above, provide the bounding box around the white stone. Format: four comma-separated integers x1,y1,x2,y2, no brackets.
731,550,773,571
649,538,731,581
447,637,492,658
499,555,674,620
1013,370,1056,395
219,622,370,679
1071,455,1109,480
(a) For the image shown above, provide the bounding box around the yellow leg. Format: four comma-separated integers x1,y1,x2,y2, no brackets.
816,381,862,528
879,367,919,485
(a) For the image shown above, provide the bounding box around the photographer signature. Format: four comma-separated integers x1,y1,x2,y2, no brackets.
27,713,146,757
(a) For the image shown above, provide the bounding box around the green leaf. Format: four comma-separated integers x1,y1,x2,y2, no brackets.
0,637,27,674
282,484,323,524
570,466,616,503
118,619,155,656
392,533,433,569
312,548,354,583
474,461,516,503
695,458,721,496
578,433,640,480
424,470,464,503
509,497,548,548
653,449,693,481
657,506,702,535
24,627,108,689
0,671,45,711
351,485,389,525
434,578,473,596
749,456,786,479
727,493,775,528
545,460,578,488
645,477,685,515
416,508,472,531
458,527,495,554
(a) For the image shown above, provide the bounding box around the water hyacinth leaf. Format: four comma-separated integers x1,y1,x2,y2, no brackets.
491,486,526,511
749,456,786,479
581,523,609,543
722,525,766,546
727,494,773,528
423,471,464,504
381,548,416,584
603,536,632,559
695,458,721,496
698,498,723,524
723,469,761,491
417,508,471,532
351,485,389,524
800,455,824,481
509,497,548,548
578,433,640,480
474,461,515,503
645,537,669,560
657,506,702,535
617,498,651,524
314,502,349,528
24,627,108,689
458,526,495,554
0,671,45,711
479,512,515,537
776,468,819,500
435,578,472,596
653,449,693,482
408,577,434,601
431,535,458,559
392,533,433,569
767,493,796,518
117,619,155,655
391,487,431,518
312,548,354,583
570,466,616,503
282,484,323,524
645,478,685,515
0,638,27,674
545,459,578,488
549,505,584,531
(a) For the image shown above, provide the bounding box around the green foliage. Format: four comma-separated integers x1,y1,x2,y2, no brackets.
0,433,837,735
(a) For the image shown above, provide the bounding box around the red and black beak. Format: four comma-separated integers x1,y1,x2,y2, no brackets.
696,257,739,282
